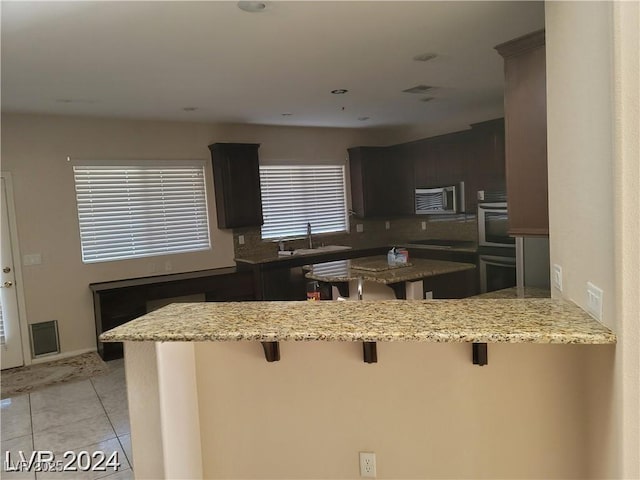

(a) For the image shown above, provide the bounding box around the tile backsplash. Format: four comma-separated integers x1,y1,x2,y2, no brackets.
233,214,478,259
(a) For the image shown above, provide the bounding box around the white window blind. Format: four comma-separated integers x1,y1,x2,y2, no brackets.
73,163,211,263
259,165,348,239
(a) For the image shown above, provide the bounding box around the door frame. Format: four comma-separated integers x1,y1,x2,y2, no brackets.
1,172,31,366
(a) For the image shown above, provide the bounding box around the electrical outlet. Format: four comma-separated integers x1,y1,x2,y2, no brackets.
553,264,563,291
356,224,364,233
238,235,245,245
478,190,485,201
359,452,376,478
421,221,427,230
385,221,390,230
586,282,603,321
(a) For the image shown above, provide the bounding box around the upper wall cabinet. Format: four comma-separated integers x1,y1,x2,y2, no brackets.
348,146,414,218
409,122,505,212
468,118,506,198
496,30,549,236
208,143,263,229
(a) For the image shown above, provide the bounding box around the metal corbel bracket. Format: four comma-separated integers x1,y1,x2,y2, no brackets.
261,341,280,362
472,343,488,366
363,342,377,363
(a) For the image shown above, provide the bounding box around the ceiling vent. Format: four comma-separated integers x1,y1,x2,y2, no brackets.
402,85,433,94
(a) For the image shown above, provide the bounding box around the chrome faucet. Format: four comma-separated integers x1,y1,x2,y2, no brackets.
307,222,313,249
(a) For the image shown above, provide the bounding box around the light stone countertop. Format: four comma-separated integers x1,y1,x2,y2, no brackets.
473,287,551,299
305,257,475,284
100,298,615,345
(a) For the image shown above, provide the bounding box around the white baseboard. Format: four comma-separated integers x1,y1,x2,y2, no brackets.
30,347,97,365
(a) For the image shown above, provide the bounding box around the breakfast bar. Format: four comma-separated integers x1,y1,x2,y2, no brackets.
100,298,615,479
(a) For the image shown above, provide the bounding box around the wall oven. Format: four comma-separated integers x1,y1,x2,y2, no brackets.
478,202,515,248
478,199,516,293
479,253,516,293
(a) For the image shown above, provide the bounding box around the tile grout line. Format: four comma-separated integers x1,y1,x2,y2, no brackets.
90,376,132,472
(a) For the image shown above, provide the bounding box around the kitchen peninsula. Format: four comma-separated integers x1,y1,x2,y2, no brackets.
101,298,615,479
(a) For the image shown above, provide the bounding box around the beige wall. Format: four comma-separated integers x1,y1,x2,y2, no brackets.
546,1,639,478
0,113,373,358
194,341,610,479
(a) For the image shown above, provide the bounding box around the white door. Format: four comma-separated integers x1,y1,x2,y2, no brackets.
1,176,24,369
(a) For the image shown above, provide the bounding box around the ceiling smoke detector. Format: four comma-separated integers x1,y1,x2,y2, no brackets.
413,53,438,62
402,85,434,94
331,89,348,95
237,1,267,13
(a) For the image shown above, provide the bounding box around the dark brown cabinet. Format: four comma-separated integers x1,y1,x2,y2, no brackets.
348,146,414,218
91,268,255,360
209,143,263,229
468,118,506,200
496,30,549,236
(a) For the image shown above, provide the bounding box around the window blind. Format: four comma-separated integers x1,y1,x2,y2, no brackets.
259,165,348,239
73,164,210,263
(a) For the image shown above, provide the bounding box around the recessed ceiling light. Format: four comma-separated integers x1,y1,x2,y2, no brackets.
281,113,292,116
237,1,267,13
413,53,438,62
358,116,370,121
183,107,197,112
420,97,435,102
331,89,348,95
402,85,434,94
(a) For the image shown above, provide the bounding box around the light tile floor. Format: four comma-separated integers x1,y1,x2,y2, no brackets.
1,360,132,480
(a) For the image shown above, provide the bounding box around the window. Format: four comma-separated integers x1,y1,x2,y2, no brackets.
259,165,348,239
73,162,210,263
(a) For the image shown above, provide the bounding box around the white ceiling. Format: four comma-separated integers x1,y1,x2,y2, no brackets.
1,1,545,129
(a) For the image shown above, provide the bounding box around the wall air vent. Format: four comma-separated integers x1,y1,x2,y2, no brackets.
402,85,434,94
30,320,60,357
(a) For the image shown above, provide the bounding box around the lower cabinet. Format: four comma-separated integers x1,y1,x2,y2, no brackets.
408,248,479,298
91,268,255,360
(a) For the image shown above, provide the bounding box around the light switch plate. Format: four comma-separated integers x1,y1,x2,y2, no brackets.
421,221,427,230
356,224,364,233
385,221,390,230
552,264,563,291
586,282,603,321
238,235,245,245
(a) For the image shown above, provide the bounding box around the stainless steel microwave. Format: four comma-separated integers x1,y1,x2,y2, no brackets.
415,182,464,215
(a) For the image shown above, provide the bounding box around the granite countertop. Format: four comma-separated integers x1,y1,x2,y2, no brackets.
305,256,475,285
100,298,615,345
234,245,366,265
473,287,551,299
400,241,478,253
